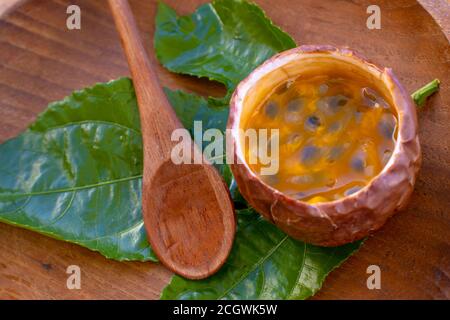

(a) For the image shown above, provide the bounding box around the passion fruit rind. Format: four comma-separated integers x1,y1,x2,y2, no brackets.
228,45,421,246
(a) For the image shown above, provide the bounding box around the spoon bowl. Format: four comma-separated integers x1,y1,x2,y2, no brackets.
147,161,235,279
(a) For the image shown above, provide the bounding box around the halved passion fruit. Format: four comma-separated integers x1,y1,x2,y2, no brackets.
228,45,421,246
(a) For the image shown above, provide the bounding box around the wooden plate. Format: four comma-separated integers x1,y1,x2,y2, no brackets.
0,0,448,299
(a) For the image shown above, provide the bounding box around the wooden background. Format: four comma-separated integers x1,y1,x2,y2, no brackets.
0,0,449,299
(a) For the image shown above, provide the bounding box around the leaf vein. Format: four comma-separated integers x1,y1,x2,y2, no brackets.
0,174,142,199
217,231,289,300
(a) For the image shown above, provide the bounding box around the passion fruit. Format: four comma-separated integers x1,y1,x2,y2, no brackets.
228,45,421,246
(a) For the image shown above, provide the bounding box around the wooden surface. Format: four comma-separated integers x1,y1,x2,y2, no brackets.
0,0,449,300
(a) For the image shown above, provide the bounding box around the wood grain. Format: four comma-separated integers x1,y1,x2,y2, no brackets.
0,0,449,299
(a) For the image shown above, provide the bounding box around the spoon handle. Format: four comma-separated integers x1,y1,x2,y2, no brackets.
108,0,180,169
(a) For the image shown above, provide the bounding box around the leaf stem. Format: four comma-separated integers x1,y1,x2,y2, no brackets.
411,79,440,107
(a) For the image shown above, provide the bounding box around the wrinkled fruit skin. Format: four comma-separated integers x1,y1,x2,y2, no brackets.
228,45,421,246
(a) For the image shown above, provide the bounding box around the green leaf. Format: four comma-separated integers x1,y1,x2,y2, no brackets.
155,0,297,96
161,208,363,300
0,78,239,262
0,78,156,262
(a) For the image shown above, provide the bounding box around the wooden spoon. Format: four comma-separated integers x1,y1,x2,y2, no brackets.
108,0,235,279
